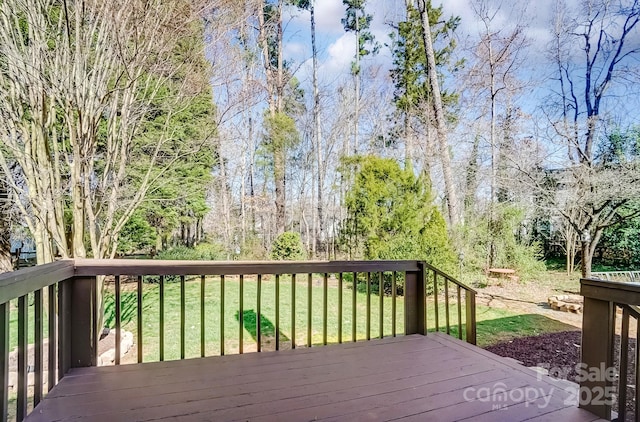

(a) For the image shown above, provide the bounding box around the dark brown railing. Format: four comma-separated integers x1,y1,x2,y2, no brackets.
581,278,640,421
0,259,476,422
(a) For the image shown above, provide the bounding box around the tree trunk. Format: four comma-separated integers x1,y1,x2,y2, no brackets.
311,0,324,256
417,0,460,226
0,174,11,273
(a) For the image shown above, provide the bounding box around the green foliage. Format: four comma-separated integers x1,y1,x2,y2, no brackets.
156,243,226,261
598,208,640,269
341,0,380,75
270,231,306,260
342,156,456,273
262,112,300,154
389,2,461,134
117,211,157,255
458,204,546,279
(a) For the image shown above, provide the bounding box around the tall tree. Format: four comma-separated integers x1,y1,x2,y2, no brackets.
0,0,212,262
258,0,302,235
541,0,640,277
467,0,529,268
416,0,460,225
342,0,379,155
390,1,460,172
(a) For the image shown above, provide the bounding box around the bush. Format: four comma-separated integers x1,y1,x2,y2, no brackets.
156,242,225,261
148,242,226,283
270,232,306,260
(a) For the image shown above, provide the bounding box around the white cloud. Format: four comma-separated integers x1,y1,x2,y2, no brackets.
323,32,356,74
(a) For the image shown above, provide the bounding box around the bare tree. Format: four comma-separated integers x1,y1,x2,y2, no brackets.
0,0,211,262
542,0,640,277
417,0,460,225
467,0,529,267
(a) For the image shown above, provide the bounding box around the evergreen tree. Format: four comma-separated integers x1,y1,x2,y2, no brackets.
389,2,461,170
342,156,456,272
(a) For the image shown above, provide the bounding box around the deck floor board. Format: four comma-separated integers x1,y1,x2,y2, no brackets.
26,333,603,421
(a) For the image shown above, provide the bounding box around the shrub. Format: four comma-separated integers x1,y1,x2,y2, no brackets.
270,232,306,260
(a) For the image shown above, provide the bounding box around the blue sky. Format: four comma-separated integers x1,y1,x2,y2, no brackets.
281,0,564,87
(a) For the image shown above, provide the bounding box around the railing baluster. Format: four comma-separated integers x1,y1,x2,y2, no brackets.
444,278,450,335
34,288,43,405
323,273,328,346
17,295,27,421
352,272,357,342
1,302,9,422
338,273,343,344
180,275,186,360
379,272,383,339
159,276,165,362
392,272,397,337
137,276,143,363
239,274,244,354
58,280,70,379
47,284,56,389
619,306,629,421
115,276,121,365
433,272,439,332
201,275,205,358
275,274,280,351
291,274,296,349
457,285,462,340
220,275,225,356
257,274,262,352
366,272,371,341
307,273,312,348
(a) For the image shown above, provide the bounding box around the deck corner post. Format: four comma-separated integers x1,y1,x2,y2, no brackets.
404,261,426,335
579,293,614,420
66,275,99,369
465,290,476,345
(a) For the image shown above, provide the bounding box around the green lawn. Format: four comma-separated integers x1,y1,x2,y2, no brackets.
103,276,406,362
4,277,578,361
426,300,578,347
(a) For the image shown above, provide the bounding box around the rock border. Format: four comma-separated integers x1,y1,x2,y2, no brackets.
547,294,583,313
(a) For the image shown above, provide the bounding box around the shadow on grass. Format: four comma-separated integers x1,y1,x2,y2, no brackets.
477,313,579,347
103,290,154,328
236,309,289,343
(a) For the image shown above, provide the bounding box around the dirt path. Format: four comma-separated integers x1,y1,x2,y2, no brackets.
475,274,583,329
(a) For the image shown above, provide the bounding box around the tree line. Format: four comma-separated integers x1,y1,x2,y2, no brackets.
1,0,639,279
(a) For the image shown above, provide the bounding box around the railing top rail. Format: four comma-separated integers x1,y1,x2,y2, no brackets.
74,259,422,276
422,262,477,294
581,277,640,306
592,271,639,275
0,260,75,304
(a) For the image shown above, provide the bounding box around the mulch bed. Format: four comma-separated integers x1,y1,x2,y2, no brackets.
485,330,637,417
485,331,583,381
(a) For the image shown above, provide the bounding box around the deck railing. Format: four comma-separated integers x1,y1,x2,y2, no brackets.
581,278,640,421
0,259,476,422
591,271,640,283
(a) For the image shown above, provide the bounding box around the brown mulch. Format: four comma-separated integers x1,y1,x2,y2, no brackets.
485,330,583,381
485,330,637,417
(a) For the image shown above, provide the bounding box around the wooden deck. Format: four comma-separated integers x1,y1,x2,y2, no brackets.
26,333,602,422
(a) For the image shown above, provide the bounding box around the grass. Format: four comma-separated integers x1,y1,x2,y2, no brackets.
4,273,580,362
103,275,406,362
426,300,578,348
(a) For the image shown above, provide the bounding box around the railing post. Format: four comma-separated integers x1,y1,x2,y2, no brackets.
61,276,98,370
580,295,614,420
404,262,425,335
465,290,477,345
